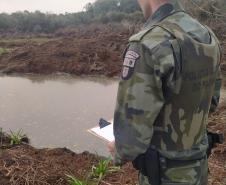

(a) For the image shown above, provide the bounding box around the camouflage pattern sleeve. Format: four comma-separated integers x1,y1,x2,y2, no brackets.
209,31,223,113
209,66,222,112
113,39,177,165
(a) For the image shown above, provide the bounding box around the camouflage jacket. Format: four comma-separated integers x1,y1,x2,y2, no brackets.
113,2,222,165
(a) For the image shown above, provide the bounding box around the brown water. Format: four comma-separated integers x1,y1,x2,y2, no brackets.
0,75,118,156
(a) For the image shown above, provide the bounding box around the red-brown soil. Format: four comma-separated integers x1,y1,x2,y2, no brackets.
208,103,226,184
0,24,132,77
0,145,138,185
0,100,225,185
0,23,225,77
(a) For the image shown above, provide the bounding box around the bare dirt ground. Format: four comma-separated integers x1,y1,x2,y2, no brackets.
208,102,226,185
0,144,138,185
0,23,225,77
0,24,132,77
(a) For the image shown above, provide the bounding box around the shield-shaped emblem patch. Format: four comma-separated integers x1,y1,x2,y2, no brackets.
121,50,140,80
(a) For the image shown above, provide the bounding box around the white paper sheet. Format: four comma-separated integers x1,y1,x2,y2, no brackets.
88,120,114,142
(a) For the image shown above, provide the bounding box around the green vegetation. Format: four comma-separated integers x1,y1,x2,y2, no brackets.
90,158,120,184
0,37,55,43
8,129,27,145
66,175,89,185
184,0,226,21
0,0,141,34
0,0,225,35
0,48,8,56
65,158,120,185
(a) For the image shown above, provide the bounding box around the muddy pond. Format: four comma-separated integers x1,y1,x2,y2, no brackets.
0,74,225,156
0,75,118,156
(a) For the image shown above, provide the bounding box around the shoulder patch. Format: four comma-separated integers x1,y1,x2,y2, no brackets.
121,50,140,80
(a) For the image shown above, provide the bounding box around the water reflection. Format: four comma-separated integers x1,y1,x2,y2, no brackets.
0,75,118,156
0,74,118,85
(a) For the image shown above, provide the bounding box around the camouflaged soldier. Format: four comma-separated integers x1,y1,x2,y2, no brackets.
108,0,222,185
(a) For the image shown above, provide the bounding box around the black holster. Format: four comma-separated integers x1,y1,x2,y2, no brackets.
207,131,224,158
132,147,161,185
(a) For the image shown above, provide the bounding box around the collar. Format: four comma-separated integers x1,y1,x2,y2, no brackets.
144,2,184,28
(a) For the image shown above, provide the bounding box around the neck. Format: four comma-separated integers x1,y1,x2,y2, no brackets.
150,0,169,16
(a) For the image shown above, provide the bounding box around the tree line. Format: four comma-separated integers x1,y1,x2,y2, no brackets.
0,0,142,34
0,0,225,34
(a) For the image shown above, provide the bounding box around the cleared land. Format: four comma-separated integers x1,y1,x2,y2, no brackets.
0,24,131,76
0,24,225,76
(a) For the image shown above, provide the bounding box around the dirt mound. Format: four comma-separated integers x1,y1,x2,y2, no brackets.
0,24,131,77
54,24,135,39
0,145,137,185
0,23,225,76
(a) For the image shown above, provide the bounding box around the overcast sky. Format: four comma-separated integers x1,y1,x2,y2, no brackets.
0,0,96,14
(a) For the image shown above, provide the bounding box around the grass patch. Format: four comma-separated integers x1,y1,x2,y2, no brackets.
66,175,90,185
65,158,120,185
0,37,56,44
90,158,120,184
0,47,8,56
8,129,27,145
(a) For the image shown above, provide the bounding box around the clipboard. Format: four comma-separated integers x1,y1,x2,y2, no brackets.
88,119,114,142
